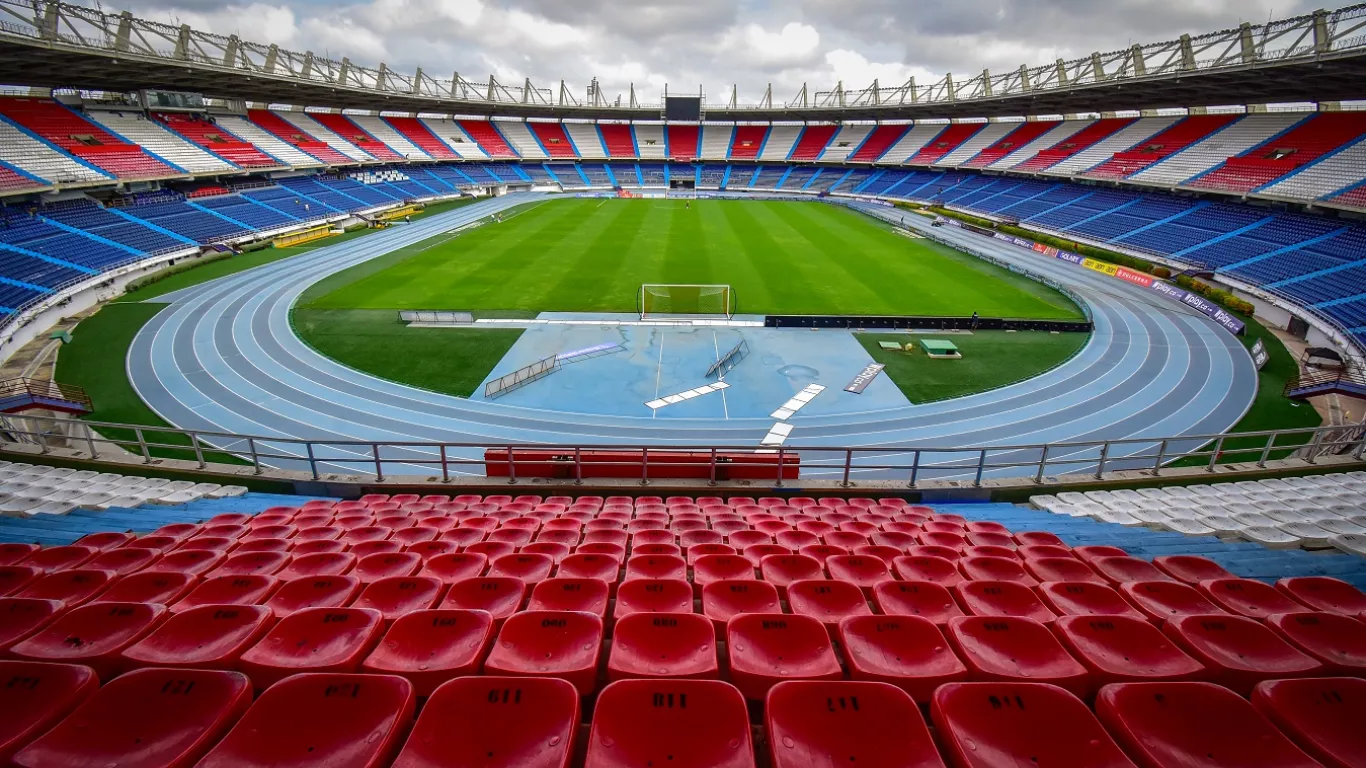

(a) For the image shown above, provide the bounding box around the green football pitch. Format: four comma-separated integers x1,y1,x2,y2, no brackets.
303,198,1083,319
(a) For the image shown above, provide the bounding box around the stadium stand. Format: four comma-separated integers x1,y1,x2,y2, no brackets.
0,99,178,181
819,124,874,163
564,122,607,158
211,115,321,167
910,123,987,165
273,110,375,163
1187,112,1366,194
1129,113,1304,187
848,124,908,163
699,123,732,160
788,125,837,161
497,121,548,159
151,114,281,169
632,124,668,160
455,120,518,158
1081,114,1243,180
1013,117,1137,172
598,123,637,158
666,125,700,161
729,125,767,160
958,120,1060,169
932,121,1016,167
245,109,351,165
987,119,1090,170
758,124,801,161
84,111,236,175
1043,116,1181,176
343,115,434,160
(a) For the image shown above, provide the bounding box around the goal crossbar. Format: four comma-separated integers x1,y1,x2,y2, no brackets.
639,284,734,319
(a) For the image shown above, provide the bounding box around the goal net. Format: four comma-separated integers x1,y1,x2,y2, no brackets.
639,284,734,319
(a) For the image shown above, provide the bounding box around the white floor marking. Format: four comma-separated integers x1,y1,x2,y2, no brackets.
652,333,665,419
713,330,730,420
771,384,826,420
645,381,731,411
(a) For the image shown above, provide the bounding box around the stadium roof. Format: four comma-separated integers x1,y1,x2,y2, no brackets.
0,0,1364,120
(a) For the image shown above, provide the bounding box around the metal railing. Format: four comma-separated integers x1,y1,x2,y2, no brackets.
2,412,1361,487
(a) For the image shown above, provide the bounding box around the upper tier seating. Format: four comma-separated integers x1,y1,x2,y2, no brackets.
758,125,802,161
788,125,837,161
666,125,700,161
346,115,441,159
85,111,236,175
0,99,178,180
273,111,377,162
598,124,637,158
246,110,351,165
40,199,187,254
819,124,874,163
304,112,403,161
849,125,909,163
1082,114,1243,180
499,121,548,159
564,123,606,158
1188,112,1366,194
1130,113,1303,187
213,115,322,167
457,120,518,158
958,121,1061,169
1013,118,1136,172
729,125,768,160
153,114,281,168
910,123,986,165
933,121,1016,167
699,124,733,160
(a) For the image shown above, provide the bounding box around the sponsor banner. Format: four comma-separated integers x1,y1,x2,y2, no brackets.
1251,339,1270,370
1082,258,1120,277
844,363,886,394
1114,267,1154,288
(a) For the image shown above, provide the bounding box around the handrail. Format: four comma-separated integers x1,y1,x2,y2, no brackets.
1285,368,1366,396
0,378,91,410
3,411,1361,486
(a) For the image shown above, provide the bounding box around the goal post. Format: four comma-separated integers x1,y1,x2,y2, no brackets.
639,284,734,319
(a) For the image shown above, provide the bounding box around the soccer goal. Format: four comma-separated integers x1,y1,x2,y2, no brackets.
639,284,734,319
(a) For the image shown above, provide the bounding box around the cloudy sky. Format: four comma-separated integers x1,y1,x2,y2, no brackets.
110,0,1324,104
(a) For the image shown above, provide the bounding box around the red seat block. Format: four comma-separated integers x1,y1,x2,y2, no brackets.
873,580,964,625
1018,544,1075,561
766,680,942,768
1015,531,1066,547
275,552,356,581
614,578,694,620
353,552,421,583
1053,615,1205,686
1024,556,1104,585
587,678,754,767
8,601,165,680
484,610,604,696
954,580,1058,624
557,553,620,585
198,673,414,768
0,598,64,647
701,580,781,637
0,660,97,763
1152,555,1233,585
84,547,160,576
725,613,842,700
0,543,38,566
931,682,1134,768
122,604,273,671
24,546,96,571
171,574,280,613
362,609,495,697
93,571,196,606
151,549,225,576
1253,677,1366,768
1074,545,1128,564
13,667,251,768
440,577,527,628
1096,681,1319,768
759,554,824,598
18,569,114,607
352,576,444,623
209,550,290,578
0,566,43,597
839,614,968,702
1276,576,1366,617
393,676,578,768
608,612,718,681
692,554,754,592
1162,614,1323,695
825,555,892,596
1092,556,1171,585
1265,611,1366,675
237,607,385,690
787,579,872,635
266,575,361,617
892,555,963,587
946,616,1091,698
1120,580,1226,623
1038,581,1147,621
1199,577,1308,619
419,552,488,584
528,577,610,618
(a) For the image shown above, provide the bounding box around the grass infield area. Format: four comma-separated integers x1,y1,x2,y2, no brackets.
303,198,1084,319
856,331,1089,404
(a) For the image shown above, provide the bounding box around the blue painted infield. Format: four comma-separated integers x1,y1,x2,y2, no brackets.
470,313,912,420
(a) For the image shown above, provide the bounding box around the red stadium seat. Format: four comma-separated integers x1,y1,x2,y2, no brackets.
0,598,64,647
587,678,754,768
0,660,97,763
1053,615,1205,686
1017,544,1076,561
946,616,1091,698
931,682,1133,768
353,552,421,583
700,580,781,637
613,578,693,620
171,574,279,613
1096,681,1319,768
0,543,37,566
1023,556,1104,584
265,575,361,617
892,555,963,586
1092,556,1172,586
361,609,495,696
1014,531,1066,547
232,537,291,554
352,576,444,623
122,604,273,671
632,543,683,558
741,543,788,567
419,552,488,584
1252,677,1366,768
8,602,166,680
625,553,687,582
1151,555,1233,584
237,607,385,690
1120,580,1226,622
1199,577,1308,619
967,531,1016,549
1277,576,1366,616
725,613,842,700
17,569,114,607
527,577,610,619
1038,581,1146,621
959,556,1037,586
1264,611,1366,675
151,549,225,576
522,542,571,563
961,544,1018,560
0,566,41,598
838,614,968,702
631,529,675,546
74,532,135,551
484,610,604,696
439,527,485,549
84,547,160,576
12,667,252,768
760,554,824,598
766,680,941,768
1162,614,1323,695
920,531,968,549
729,530,773,550
908,544,963,561
440,577,527,629
557,553,620,584
872,580,964,625
825,555,892,596
691,554,754,592
209,550,290,578
1074,545,1129,564
198,673,414,768
954,580,1058,624
608,612,718,681
787,579,872,635
404,540,458,560
275,551,356,581
392,676,578,768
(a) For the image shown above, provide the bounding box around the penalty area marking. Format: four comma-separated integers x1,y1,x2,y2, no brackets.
645,381,731,411
771,384,825,420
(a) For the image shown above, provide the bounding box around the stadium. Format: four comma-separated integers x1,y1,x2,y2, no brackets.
0,0,1364,763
